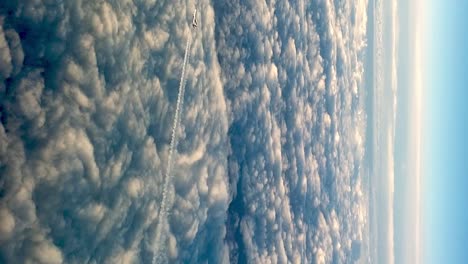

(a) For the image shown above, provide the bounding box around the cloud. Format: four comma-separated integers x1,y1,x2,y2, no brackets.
215,0,369,262
0,0,369,262
0,0,230,262
368,0,399,263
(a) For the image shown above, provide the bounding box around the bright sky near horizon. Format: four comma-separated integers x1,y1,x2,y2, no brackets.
384,0,467,262
392,0,423,263
395,0,468,263
352,0,468,262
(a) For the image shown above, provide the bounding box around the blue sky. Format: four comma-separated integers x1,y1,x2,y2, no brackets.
425,0,468,263
374,0,468,263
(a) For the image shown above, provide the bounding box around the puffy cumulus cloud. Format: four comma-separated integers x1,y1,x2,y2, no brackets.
0,0,369,263
0,0,229,263
215,0,369,262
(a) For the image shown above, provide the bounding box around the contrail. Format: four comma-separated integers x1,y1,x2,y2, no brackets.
153,34,192,264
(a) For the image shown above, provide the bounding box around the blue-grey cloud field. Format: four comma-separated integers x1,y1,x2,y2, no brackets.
0,0,370,263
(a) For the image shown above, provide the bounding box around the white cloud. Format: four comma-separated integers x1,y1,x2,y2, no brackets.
0,0,230,262
369,0,399,263
0,208,15,242
0,26,13,79
0,0,369,262
216,0,369,262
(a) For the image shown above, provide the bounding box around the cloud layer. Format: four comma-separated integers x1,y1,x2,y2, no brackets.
0,1,230,262
0,0,369,263
214,0,369,262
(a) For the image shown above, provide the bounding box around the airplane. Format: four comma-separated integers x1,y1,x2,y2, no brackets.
192,9,198,28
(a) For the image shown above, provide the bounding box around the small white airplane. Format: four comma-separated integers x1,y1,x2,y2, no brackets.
192,9,198,28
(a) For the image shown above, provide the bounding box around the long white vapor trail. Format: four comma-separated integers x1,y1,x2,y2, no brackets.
153,35,192,264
